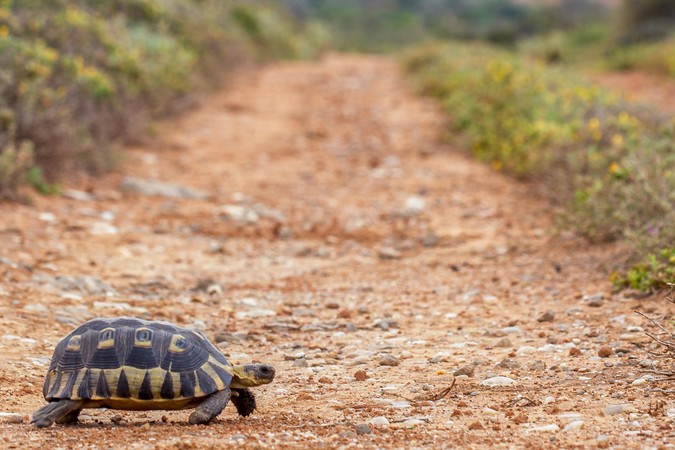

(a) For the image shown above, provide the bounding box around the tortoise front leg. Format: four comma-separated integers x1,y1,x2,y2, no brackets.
188,388,230,425
32,400,84,428
231,388,256,417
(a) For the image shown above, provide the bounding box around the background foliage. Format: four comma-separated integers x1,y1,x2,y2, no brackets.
0,0,326,200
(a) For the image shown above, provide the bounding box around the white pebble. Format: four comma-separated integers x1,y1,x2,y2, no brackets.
480,376,516,387
369,416,390,427
516,346,537,356
563,420,585,432
530,424,559,432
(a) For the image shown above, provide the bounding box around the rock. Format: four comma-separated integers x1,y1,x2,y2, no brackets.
481,376,516,387
378,247,401,260
369,416,390,427
496,358,520,369
402,418,426,427
468,421,483,430
430,352,452,363
90,222,119,236
584,294,604,307
422,233,439,247
495,337,512,348
63,189,93,201
403,196,426,216
379,354,400,367
598,346,613,358
218,205,260,223
569,347,581,356
537,311,555,322
502,326,522,334
293,358,309,368
530,424,560,432
631,378,647,386
120,177,209,199
355,424,372,435
454,364,475,377
604,404,637,415
354,370,369,381
318,377,332,384
0,412,23,424
516,346,537,356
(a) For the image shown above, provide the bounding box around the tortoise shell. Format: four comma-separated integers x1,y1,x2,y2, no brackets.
43,317,234,410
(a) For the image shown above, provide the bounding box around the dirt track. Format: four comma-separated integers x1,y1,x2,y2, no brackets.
0,55,673,449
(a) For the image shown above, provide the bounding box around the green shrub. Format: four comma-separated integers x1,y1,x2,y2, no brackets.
613,248,675,291
0,0,326,199
403,42,674,291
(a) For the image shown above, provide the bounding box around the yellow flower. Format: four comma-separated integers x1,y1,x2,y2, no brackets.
588,117,600,130
612,134,624,147
608,162,620,174
0,25,8,38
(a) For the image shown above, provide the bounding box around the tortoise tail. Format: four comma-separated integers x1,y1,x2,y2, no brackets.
31,399,82,428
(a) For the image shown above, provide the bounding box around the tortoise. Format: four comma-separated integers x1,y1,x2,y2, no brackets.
32,317,275,427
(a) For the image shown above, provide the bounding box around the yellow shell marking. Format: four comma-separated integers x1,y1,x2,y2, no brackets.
133,327,153,348
97,327,116,349
66,335,81,351
168,334,188,353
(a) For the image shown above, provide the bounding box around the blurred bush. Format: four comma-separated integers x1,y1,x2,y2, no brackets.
617,0,675,43
0,0,327,200
403,42,674,290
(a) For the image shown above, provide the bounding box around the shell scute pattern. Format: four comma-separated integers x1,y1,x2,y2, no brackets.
43,318,233,403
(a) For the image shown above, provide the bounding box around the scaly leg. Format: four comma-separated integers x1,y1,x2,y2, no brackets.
188,388,230,425
32,400,84,428
231,388,257,417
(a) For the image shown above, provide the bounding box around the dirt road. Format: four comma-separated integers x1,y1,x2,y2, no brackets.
0,55,671,449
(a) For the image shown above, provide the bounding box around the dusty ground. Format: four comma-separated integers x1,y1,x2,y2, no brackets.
0,54,674,449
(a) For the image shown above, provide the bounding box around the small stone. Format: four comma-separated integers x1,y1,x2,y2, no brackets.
468,421,483,430
378,247,401,260
496,358,519,369
604,404,636,415
481,376,516,387
293,358,309,368
402,418,426,427
516,345,536,356
631,378,647,386
495,337,512,348
584,294,604,307
318,377,332,384
369,416,390,427
537,311,555,322
355,424,372,435
530,424,559,432
454,365,475,377
0,412,23,424
379,354,400,367
568,347,581,356
354,370,369,381
403,196,426,216
598,346,612,358
120,177,209,199
422,233,439,247
502,326,522,334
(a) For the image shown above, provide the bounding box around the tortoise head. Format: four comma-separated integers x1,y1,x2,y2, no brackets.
231,363,275,388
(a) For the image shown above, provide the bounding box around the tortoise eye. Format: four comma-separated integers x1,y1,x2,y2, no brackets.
175,337,187,349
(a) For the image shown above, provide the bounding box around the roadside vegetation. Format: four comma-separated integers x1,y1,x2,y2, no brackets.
401,3,674,292
0,0,327,200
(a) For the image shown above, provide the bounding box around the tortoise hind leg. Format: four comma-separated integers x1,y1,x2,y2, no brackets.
188,388,230,425
32,400,84,428
231,388,257,417
55,407,83,425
